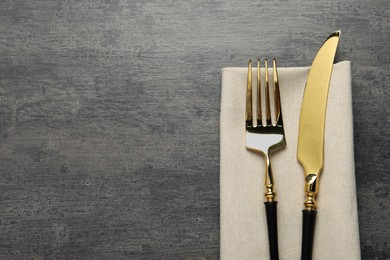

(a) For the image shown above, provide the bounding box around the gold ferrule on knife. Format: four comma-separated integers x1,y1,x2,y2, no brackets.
304,173,319,210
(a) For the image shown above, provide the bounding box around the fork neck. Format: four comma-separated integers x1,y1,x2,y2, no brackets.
264,152,277,202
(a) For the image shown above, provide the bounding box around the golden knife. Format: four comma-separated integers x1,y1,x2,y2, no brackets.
297,31,340,260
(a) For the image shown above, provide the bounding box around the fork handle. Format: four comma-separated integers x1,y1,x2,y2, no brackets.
264,201,279,260
301,209,317,260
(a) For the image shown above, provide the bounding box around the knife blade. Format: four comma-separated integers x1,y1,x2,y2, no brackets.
297,31,340,260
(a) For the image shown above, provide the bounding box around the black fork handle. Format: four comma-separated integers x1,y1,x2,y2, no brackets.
264,201,279,260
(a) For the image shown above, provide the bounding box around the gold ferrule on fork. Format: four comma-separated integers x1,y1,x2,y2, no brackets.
264,153,277,202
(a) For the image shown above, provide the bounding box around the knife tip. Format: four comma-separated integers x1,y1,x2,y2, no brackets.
328,30,341,39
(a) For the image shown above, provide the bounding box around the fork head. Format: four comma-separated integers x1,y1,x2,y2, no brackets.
245,58,286,154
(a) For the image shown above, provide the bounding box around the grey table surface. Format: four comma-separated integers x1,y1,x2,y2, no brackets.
0,0,389,259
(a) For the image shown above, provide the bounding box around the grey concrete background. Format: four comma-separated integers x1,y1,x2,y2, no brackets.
0,0,388,259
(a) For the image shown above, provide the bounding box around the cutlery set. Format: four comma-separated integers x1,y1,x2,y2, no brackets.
245,31,341,260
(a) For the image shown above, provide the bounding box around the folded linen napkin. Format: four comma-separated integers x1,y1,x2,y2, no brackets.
220,61,360,259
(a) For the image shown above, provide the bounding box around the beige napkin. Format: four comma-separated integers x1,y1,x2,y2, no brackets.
220,61,360,260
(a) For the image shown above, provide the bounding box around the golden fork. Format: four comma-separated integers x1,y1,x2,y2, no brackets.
245,58,286,260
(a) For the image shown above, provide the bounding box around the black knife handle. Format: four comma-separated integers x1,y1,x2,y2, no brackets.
301,209,317,260
264,201,279,260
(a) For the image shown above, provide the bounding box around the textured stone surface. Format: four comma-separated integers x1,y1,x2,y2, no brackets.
0,0,388,259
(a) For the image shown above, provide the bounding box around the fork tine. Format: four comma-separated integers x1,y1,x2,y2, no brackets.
246,59,253,125
265,59,271,125
273,59,282,125
257,59,262,126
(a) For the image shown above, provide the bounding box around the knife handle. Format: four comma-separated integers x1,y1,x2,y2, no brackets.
301,209,317,260
264,201,279,260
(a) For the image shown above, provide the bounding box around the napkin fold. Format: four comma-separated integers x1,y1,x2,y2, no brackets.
220,61,360,259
